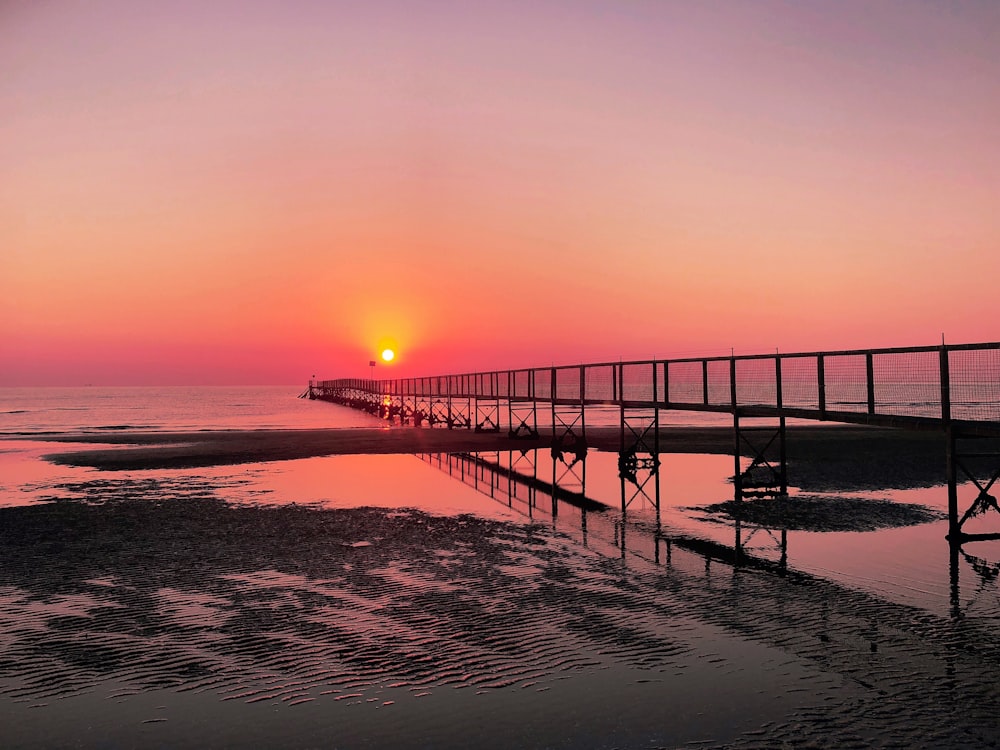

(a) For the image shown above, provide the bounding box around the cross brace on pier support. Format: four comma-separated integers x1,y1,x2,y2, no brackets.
474,398,501,433
618,408,661,514
732,416,788,500
508,400,538,439
551,403,586,460
947,431,1000,543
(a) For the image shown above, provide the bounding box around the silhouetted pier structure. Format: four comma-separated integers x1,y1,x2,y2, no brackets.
311,342,1000,543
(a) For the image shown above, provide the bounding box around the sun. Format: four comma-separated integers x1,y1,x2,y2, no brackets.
381,348,395,363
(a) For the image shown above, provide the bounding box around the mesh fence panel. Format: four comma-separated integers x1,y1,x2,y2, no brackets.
555,367,581,401
949,349,1000,422
873,351,940,418
736,358,778,407
825,355,867,412
780,356,818,410
667,361,702,404
585,365,616,401
622,363,654,401
706,360,730,406
534,369,551,400
513,371,531,398
497,373,509,398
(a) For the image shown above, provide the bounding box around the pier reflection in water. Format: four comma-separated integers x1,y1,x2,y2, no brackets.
422,446,1000,618
420,448,789,571
420,447,1000,714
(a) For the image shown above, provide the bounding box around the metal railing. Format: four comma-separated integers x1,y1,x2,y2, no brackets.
315,342,1000,431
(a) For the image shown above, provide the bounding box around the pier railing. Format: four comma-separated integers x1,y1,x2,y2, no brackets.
314,342,1000,432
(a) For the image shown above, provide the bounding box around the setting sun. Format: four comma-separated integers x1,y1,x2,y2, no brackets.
381,348,395,363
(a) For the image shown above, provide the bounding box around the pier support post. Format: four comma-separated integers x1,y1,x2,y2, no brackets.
551,366,586,461
618,361,661,515
475,398,501,432
945,430,1000,543
507,371,539,438
732,417,788,499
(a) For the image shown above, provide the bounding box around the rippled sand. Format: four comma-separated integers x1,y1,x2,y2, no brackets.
1,468,999,748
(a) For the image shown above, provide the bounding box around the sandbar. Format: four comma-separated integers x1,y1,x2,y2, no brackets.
23,424,952,491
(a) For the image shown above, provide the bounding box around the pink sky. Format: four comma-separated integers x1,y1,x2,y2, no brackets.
2,1,998,385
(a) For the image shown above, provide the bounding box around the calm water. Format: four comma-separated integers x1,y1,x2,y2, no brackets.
2,387,1000,747
0,386,384,434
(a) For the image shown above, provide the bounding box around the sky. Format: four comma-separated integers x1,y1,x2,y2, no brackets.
2,0,999,385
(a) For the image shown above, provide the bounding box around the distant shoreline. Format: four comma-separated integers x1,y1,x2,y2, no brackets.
13,424,950,492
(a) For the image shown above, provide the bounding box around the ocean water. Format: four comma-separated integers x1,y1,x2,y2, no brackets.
0,386,383,434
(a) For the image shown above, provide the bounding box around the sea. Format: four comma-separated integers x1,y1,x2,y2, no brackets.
0,385,739,436
0,385,384,434
1,385,999,748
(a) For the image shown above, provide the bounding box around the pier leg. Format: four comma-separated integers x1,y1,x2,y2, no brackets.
508,400,538,438
945,431,1000,542
474,398,500,433
733,413,743,502
732,415,787,499
947,427,960,542
617,361,661,514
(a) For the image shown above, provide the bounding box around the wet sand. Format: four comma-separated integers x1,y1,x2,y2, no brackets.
4,427,999,747
2,487,999,748
33,424,950,490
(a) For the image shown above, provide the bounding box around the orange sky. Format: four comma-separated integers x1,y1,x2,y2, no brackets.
2,1,998,385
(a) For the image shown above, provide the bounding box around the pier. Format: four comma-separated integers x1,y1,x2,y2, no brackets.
311,341,1000,544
